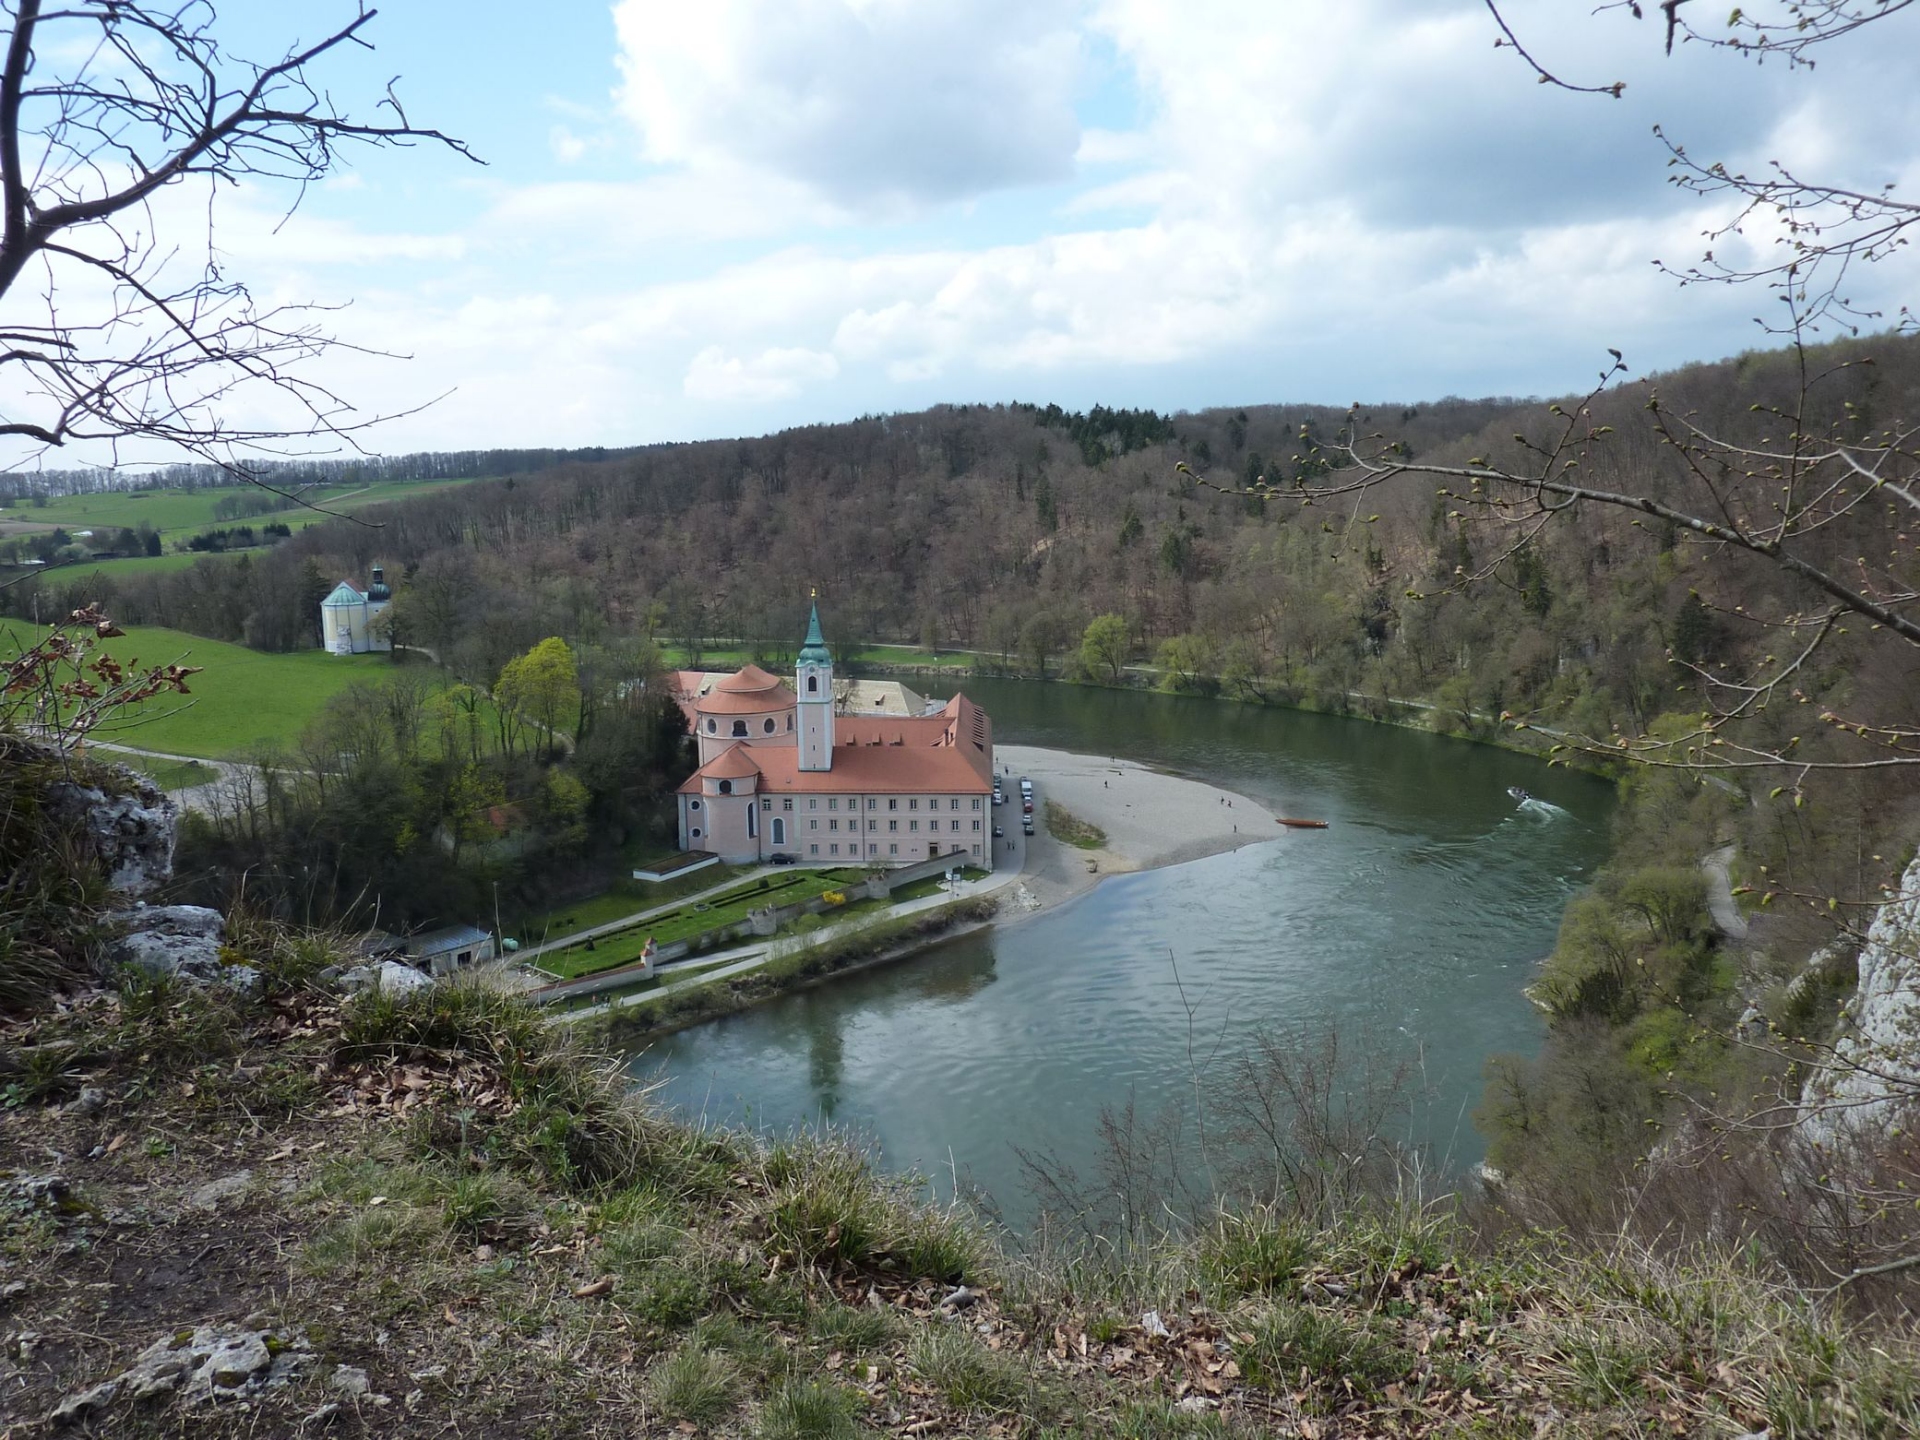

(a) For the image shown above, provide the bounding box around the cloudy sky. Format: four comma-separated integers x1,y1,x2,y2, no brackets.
31,1,1920,456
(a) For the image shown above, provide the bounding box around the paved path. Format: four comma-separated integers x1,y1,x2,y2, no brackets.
79,738,252,815
1703,844,1750,940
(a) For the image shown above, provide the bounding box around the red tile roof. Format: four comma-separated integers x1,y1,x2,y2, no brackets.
700,743,763,780
679,742,990,796
715,663,783,693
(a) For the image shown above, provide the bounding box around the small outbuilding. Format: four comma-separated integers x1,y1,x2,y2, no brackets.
401,924,496,976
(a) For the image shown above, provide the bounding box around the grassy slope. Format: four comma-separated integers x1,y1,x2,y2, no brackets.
0,623,425,759
16,477,481,538
3,948,1914,1440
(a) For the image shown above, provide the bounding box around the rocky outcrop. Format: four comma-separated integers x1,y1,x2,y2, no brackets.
49,1322,316,1426
106,903,260,996
1801,854,1920,1150
45,771,176,896
338,960,433,997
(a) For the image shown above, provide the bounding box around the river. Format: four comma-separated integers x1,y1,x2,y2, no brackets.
623,679,1613,1224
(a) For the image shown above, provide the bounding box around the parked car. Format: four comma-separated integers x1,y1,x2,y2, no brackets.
1022,798,1033,815
768,852,796,865
1019,778,1033,797
992,824,1004,838
1022,816,1035,836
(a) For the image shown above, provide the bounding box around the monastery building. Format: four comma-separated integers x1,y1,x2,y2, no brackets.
673,606,995,869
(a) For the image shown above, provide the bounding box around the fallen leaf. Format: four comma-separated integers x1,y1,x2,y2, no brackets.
573,1276,616,1299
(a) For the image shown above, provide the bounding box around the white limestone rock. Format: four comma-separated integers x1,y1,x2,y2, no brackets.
107,905,257,993
1801,854,1920,1150
338,961,432,998
49,1323,314,1425
47,772,176,895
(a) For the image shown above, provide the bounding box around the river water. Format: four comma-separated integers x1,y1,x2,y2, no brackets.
623,679,1613,1223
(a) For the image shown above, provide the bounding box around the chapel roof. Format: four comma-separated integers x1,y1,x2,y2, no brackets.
693,663,796,714
716,663,783,694
700,743,764,780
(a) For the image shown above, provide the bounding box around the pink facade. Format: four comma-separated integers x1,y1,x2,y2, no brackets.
673,609,994,870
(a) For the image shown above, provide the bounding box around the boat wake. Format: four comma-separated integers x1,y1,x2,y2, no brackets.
1517,796,1570,819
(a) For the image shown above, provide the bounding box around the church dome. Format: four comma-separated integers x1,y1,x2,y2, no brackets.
693,663,796,716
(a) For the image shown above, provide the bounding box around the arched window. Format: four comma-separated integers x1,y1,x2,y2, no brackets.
747,802,756,839
771,817,785,845
718,779,733,795
731,720,748,737
763,717,775,734
785,714,793,731
807,675,818,694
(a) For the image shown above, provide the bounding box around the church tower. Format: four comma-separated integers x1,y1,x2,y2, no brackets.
796,599,834,772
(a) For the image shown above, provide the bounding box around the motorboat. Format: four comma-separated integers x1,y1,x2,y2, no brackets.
1507,787,1530,803
1277,817,1329,829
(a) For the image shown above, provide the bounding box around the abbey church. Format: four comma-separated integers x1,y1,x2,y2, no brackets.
672,606,995,869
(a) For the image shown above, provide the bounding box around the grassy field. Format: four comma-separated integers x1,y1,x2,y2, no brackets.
6,476,483,539
659,642,978,672
847,643,975,669
0,622,430,760
31,549,241,586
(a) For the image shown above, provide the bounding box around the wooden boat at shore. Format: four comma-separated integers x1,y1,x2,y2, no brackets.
1276,817,1329,829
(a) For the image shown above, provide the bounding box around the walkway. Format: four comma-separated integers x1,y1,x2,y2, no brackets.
1703,843,1750,940
79,738,253,815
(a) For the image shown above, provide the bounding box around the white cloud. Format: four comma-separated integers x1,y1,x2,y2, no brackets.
26,0,1920,466
684,345,840,402
611,0,1085,209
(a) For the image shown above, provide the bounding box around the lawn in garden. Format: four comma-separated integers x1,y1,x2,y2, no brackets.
537,869,868,979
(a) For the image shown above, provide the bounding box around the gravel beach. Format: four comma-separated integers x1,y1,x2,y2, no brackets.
990,743,1275,916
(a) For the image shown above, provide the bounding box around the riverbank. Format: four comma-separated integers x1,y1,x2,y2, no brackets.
996,743,1275,915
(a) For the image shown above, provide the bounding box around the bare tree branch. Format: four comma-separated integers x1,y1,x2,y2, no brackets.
0,1,478,484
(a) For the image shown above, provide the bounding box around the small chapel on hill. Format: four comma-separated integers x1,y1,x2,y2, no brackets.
672,606,995,870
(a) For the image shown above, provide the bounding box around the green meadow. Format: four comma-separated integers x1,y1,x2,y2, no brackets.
0,623,430,760
7,476,483,539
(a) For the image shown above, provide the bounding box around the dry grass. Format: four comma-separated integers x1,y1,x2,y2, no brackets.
4,921,1918,1438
